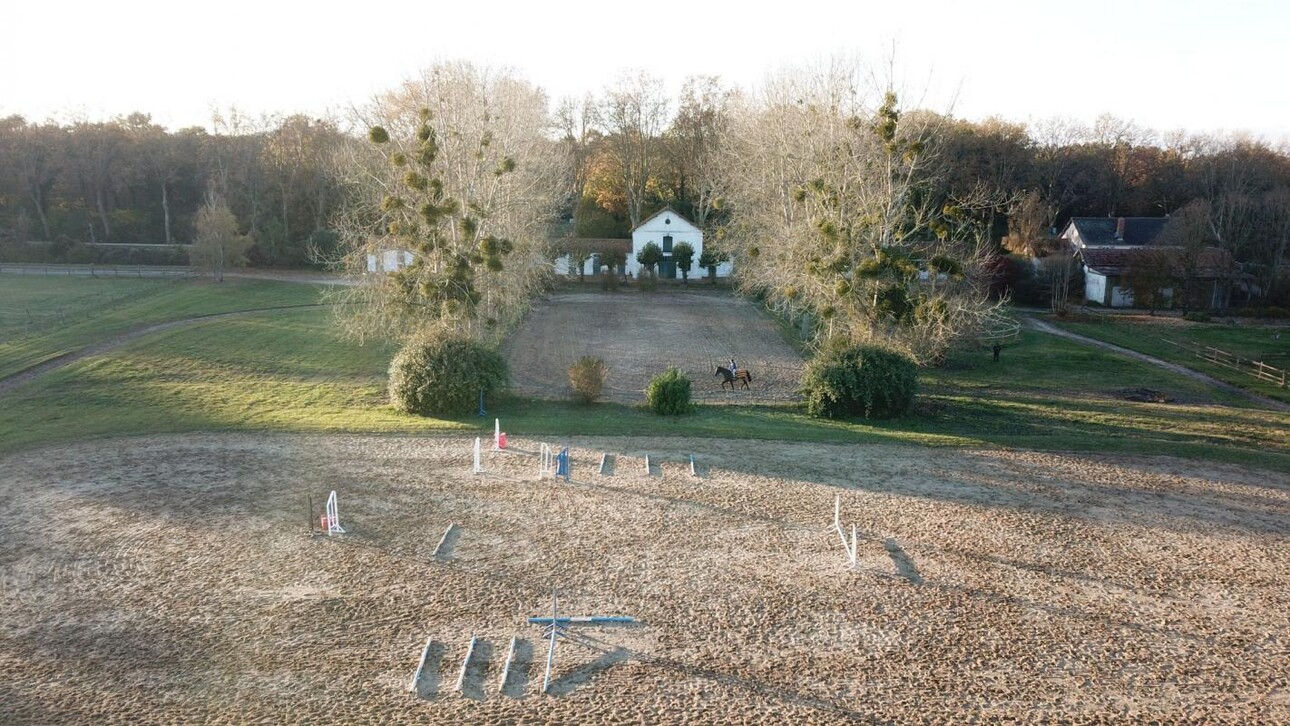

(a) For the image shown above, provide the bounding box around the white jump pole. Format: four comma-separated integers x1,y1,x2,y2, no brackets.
689,454,697,477
849,524,858,568
433,523,455,557
473,437,482,474
457,635,478,693
499,636,518,693
494,418,501,450
542,592,558,694
408,636,434,692
833,495,841,534
644,454,650,476
599,452,608,475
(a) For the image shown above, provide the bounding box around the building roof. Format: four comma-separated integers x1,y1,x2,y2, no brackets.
630,206,698,233
1079,245,1234,277
1063,217,1169,246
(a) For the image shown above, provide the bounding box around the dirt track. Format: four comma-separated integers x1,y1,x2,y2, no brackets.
2,433,1287,724
504,291,806,403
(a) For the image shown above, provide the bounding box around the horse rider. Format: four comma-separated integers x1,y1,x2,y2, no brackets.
729,357,738,376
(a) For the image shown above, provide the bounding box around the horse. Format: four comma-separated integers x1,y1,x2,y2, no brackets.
715,365,752,391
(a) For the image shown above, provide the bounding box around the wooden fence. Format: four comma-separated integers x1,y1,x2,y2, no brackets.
1163,339,1287,388
0,263,196,278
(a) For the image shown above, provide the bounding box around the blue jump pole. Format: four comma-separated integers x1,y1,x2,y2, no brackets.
527,616,636,625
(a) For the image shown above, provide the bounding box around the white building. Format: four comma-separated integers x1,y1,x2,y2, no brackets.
630,208,731,279
366,249,414,273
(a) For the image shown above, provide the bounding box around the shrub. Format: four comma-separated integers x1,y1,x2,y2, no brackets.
1183,311,1211,323
646,367,693,415
568,356,608,404
388,337,507,416
800,344,917,419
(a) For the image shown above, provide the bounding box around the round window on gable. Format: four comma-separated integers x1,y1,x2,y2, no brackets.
665,218,671,224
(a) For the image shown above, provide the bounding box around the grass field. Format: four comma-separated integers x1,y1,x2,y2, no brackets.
0,274,327,379
1,307,1286,472
1052,314,1290,403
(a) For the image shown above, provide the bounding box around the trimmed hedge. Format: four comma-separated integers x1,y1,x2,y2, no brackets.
800,344,917,419
388,337,508,416
646,367,693,415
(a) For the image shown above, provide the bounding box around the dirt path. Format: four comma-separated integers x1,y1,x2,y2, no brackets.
0,304,332,395
1026,316,1290,412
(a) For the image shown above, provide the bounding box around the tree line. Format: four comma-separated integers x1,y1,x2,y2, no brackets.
5,60,1290,353
0,111,345,266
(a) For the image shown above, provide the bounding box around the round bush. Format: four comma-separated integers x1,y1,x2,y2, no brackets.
388,337,507,416
646,367,693,415
568,356,608,404
800,344,917,419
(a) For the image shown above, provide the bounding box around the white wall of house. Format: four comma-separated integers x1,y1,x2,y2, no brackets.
1085,270,1107,305
553,254,602,276
630,209,730,279
366,249,413,273
1110,284,1134,307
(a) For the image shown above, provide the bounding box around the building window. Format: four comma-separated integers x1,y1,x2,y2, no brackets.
662,235,673,253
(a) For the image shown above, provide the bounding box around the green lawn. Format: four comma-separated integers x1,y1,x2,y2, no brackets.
1052,316,1290,403
0,274,328,378
1,310,1286,473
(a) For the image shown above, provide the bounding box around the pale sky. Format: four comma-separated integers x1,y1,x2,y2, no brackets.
4,0,1287,142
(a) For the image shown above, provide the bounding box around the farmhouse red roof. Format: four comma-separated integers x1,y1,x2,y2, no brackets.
1079,246,1234,277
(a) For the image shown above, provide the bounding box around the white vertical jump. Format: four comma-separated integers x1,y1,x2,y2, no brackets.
326,490,344,535
498,636,518,693
539,444,553,479
473,437,482,474
408,636,434,692
456,635,478,693
833,495,857,568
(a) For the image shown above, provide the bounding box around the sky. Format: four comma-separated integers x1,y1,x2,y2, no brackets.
4,0,1288,142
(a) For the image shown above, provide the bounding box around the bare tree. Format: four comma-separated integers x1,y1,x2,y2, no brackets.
667,76,730,227
332,61,566,345
1121,248,1173,314
1,116,63,240
554,94,600,231
191,189,253,281
598,71,669,227
1002,190,1056,257
718,60,1005,363
1159,199,1214,312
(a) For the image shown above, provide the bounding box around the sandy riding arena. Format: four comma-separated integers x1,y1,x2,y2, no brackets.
504,291,805,403
2,434,1287,723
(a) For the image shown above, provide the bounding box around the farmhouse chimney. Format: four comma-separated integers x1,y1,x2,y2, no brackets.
1115,217,1125,242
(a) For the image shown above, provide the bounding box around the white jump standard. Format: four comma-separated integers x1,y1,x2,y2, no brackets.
539,444,554,479
325,490,344,535
473,437,482,474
